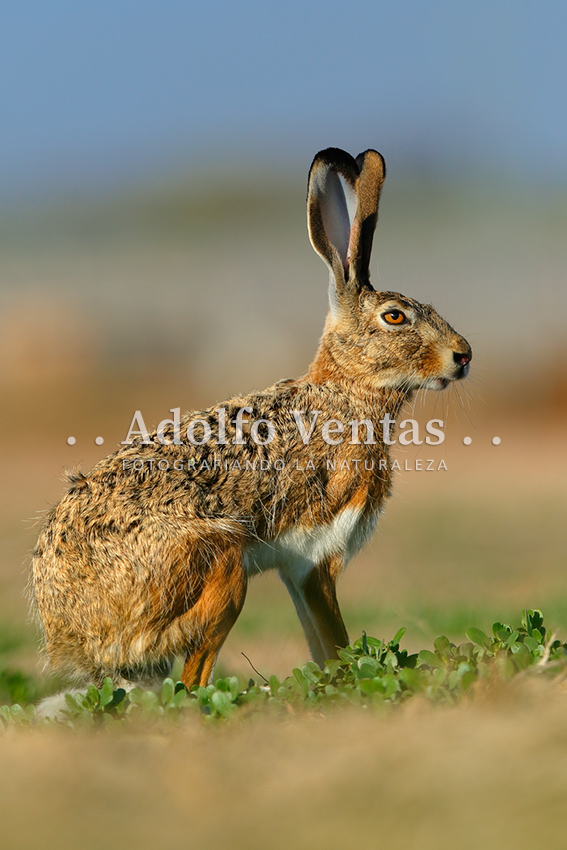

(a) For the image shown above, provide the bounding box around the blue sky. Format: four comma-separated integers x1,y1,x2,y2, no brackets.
1,0,566,196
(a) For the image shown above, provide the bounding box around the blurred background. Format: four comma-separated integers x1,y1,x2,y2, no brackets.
0,0,566,685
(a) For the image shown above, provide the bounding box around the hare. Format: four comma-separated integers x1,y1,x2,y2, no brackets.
31,147,471,690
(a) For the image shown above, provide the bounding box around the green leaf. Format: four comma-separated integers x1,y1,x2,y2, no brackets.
510,644,532,669
226,677,240,701
291,668,310,698
382,674,400,699
363,635,384,650
292,668,306,686
505,630,519,649
432,667,448,685
357,657,379,677
433,635,452,656
107,688,126,712
461,671,477,691
98,678,115,708
337,648,356,664
126,687,145,707
302,662,322,684
492,621,511,639
85,684,100,708
522,609,544,636
160,678,175,705
324,660,342,679
418,649,444,669
496,655,517,681
523,636,541,653
465,628,492,649
172,688,190,708
0,705,12,726
456,643,475,662
399,668,425,692
140,690,160,713
357,678,382,696
448,670,461,690
210,690,234,717
64,693,80,712
9,704,29,724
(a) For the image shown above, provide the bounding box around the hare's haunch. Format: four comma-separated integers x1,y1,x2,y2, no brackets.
31,148,471,689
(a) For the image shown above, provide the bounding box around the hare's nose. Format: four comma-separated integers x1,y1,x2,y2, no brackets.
453,352,471,367
453,351,470,379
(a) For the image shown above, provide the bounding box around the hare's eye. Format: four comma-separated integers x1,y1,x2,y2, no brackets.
382,310,406,325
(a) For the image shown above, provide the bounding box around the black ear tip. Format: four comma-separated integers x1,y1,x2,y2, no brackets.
356,149,386,177
310,147,360,176
314,146,350,162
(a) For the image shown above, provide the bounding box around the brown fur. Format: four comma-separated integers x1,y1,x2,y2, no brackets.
30,148,471,688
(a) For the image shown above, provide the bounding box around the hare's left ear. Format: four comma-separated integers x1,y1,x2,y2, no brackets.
307,147,386,309
351,149,386,284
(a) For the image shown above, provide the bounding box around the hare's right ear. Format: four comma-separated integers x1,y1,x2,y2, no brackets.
307,148,359,297
307,147,385,316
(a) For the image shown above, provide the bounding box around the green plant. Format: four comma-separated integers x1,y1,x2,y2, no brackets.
0,609,564,730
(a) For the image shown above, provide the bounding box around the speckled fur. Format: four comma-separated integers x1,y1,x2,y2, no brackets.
31,147,471,687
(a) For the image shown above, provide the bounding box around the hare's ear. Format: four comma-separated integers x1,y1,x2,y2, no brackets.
351,149,386,284
307,148,360,292
307,147,386,311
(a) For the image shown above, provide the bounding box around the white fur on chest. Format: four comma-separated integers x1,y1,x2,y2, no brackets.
243,507,379,585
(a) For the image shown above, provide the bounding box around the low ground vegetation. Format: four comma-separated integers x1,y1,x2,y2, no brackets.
0,609,564,729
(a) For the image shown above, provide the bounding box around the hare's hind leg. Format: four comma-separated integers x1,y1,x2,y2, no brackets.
180,547,247,689
280,556,349,668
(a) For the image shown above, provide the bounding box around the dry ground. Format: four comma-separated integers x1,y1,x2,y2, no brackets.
1,677,567,850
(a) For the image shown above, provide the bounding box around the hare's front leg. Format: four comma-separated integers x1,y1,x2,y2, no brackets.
180,548,247,689
280,556,349,668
